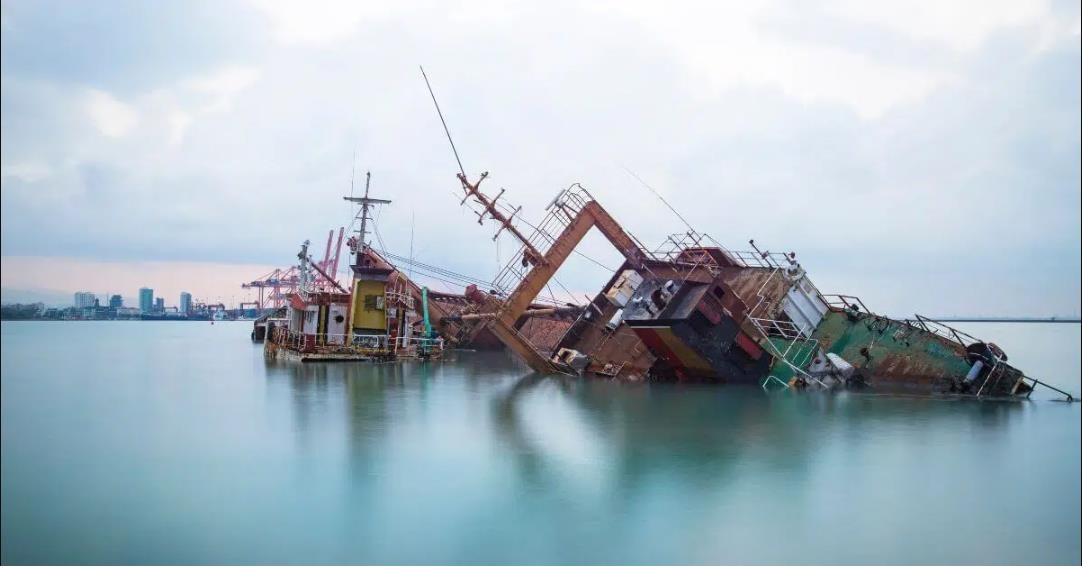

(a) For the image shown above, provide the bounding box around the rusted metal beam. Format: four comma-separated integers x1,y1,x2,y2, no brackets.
458,173,545,265
488,318,560,372
308,258,349,294
497,207,596,328
483,199,654,373
457,306,578,321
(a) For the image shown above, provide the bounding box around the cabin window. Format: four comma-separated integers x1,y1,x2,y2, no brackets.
713,286,725,300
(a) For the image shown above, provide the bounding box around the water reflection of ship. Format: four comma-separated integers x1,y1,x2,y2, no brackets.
490,371,1023,492
266,350,1024,512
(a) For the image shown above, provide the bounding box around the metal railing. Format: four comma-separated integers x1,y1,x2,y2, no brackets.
822,295,967,350
384,286,416,310
741,265,829,389
268,328,444,359
747,265,786,321
491,184,596,294
747,315,825,389
728,250,791,269
270,328,388,353
967,340,1075,401
824,295,980,355
821,294,875,316
391,335,446,358
974,351,1009,397
650,230,747,283
905,314,980,352
1018,375,1076,401
749,317,806,340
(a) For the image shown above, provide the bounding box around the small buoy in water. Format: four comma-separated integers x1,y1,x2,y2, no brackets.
211,321,215,325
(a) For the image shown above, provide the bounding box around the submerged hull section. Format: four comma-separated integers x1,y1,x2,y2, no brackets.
628,320,770,384
773,309,1029,397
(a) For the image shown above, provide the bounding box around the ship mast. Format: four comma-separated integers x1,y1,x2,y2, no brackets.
419,66,544,266
343,171,391,267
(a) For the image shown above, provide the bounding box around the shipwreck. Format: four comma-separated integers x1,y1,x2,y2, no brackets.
254,67,1074,401
257,166,1074,401
424,168,1074,402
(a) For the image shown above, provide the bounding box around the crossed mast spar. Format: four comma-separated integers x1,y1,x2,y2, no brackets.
344,171,392,266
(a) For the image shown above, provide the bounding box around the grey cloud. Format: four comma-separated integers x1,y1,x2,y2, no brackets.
760,3,956,70
0,0,1078,316
0,0,267,93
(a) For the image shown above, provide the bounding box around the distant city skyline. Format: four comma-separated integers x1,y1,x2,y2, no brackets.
64,288,197,313
0,257,270,309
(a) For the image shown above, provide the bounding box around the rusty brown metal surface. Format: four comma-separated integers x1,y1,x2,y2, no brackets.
718,266,789,318
517,318,575,356
470,196,661,373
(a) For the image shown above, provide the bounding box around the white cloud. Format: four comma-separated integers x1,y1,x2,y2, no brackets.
75,66,260,147
83,89,138,138
590,0,953,118
157,65,259,143
1,161,52,183
708,41,952,119
166,108,193,145
245,0,399,44
822,0,1049,51
183,66,261,113
235,0,1061,118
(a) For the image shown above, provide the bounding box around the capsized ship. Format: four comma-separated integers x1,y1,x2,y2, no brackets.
443,171,1074,401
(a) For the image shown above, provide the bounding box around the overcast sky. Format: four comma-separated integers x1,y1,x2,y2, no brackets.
1,0,1079,315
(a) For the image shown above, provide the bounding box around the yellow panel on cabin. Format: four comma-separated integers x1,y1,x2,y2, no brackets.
656,328,714,373
351,280,387,331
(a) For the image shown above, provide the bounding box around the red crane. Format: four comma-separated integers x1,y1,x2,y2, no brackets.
241,227,345,308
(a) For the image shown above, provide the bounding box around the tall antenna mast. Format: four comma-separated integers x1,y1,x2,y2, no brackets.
420,65,545,266
420,65,466,178
343,171,391,267
350,148,357,193
621,165,695,233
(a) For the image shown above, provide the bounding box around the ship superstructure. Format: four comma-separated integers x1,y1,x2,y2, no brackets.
264,175,448,362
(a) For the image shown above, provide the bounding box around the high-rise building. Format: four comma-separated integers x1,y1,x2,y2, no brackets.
154,297,165,312
74,291,96,308
139,288,154,313
109,295,123,309
179,292,192,315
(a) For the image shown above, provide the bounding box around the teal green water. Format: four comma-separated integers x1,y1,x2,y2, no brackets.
2,321,1080,565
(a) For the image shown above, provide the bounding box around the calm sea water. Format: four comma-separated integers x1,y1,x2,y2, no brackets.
2,321,1079,565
